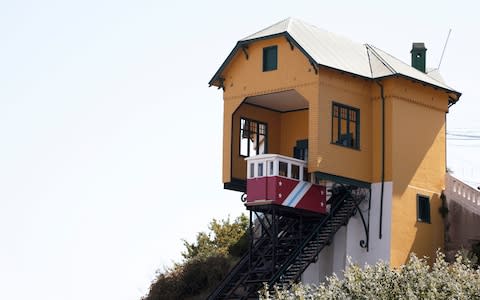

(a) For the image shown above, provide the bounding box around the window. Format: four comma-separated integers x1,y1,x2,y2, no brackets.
279,161,288,177
293,139,308,161
291,164,300,180
332,102,360,149
269,161,274,176
249,163,254,178
258,163,264,177
417,194,431,223
263,46,277,72
240,118,268,157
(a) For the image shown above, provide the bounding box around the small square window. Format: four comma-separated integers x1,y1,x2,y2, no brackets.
258,163,264,177
417,194,430,223
291,164,300,180
263,46,277,72
279,161,288,177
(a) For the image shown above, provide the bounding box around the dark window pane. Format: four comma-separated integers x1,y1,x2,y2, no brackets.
259,123,266,134
332,103,360,149
333,106,339,117
417,195,431,223
279,161,288,177
263,46,278,72
291,164,299,180
303,167,309,182
258,163,263,177
240,118,268,157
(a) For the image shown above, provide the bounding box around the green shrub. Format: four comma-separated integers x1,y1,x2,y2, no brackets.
260,251,480,300
143,214,248,300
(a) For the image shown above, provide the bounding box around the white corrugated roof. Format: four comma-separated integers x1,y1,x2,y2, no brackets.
241,18,372,78
211,18,460,97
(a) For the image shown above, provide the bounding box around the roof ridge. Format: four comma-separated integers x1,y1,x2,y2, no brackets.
365,45,374,78
240,18,290,41
365,44,397,75
285,17,293,32
370,45,455,89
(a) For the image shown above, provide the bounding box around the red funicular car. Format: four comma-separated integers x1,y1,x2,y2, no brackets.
245,154,326,214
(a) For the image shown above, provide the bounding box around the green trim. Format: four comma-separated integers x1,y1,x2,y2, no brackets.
314,171,370,188
263,45,278,72
331,102,360,149
239,117,268,157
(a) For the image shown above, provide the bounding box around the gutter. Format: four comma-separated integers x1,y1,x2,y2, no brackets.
376,81,386,240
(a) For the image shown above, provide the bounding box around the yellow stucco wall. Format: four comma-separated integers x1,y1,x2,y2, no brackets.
388,78,449,266
221,37,319,183
313,68,373,183
280,110,309,156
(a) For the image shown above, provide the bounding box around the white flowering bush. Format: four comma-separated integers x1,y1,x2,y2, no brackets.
259,251,480,300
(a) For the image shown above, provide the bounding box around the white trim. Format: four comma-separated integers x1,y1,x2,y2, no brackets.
407,184,438,195
282,182,311,207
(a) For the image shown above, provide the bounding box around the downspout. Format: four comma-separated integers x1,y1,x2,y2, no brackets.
376,81,385,240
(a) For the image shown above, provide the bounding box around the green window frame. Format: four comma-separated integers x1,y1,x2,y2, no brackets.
263,46,278,72
417,194,431,223
240,118,268,157
331,102,360,149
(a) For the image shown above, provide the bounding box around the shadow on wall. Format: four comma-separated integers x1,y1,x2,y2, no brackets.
391,96,446,265
444,199,480,262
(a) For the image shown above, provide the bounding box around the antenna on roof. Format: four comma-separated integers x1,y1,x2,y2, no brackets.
438,29,452,70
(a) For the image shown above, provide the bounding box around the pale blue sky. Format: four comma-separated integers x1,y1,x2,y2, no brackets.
1,1,479,299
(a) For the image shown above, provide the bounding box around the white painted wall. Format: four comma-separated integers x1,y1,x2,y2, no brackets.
302,240,333,284
346,182,392,266
302,182,393,284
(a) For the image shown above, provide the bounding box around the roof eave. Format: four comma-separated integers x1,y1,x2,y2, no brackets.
209,41,244,87
209,32,320,88
374,73,461,100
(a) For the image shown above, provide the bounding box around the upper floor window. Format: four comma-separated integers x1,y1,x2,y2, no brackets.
331,102,360,149
240,118,268,157
263,46,278,72
417,194,431,223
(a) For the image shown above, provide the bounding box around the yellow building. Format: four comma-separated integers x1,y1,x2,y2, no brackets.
208,18,461,298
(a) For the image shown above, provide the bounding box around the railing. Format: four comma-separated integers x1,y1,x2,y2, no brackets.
245,154,308,181
445,173,480,215
267,187,354,286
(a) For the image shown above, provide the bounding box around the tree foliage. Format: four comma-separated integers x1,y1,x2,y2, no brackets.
182,214,249,260
260,251,480,300
143,214,248,300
